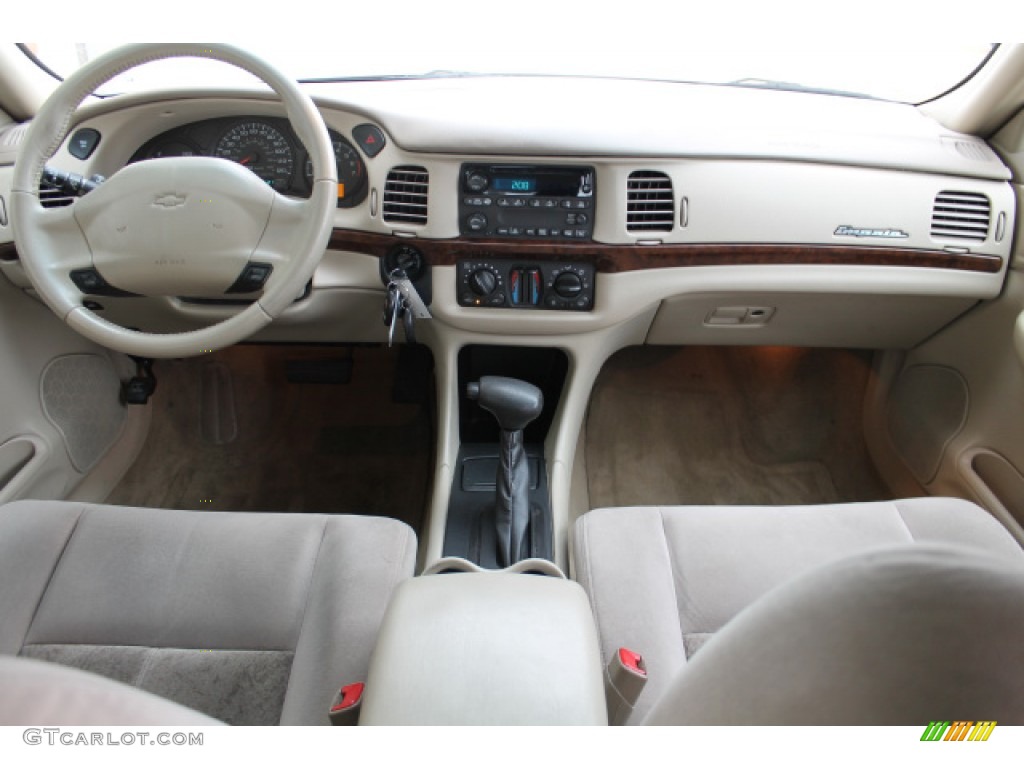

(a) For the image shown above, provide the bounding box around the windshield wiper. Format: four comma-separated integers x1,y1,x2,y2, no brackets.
727,78,875,100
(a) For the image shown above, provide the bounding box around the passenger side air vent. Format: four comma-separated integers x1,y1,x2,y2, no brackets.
383,166,429,225
39,176,75,209
626,171,675,232
930,191,990,242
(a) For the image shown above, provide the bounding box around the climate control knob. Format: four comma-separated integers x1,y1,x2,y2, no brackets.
468,269,498,297
553,271,583,299
466,212,489,232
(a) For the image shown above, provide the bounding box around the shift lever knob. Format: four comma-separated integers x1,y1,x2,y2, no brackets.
467,376,543,432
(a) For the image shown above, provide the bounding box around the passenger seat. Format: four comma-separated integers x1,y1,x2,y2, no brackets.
573,498,1024,724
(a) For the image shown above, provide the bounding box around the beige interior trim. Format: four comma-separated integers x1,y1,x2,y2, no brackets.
922,44,1024,137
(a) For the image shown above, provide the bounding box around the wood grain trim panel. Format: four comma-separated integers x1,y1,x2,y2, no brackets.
326,230,1003,274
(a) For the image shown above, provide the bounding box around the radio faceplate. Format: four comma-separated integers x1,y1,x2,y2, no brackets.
459,164,596,240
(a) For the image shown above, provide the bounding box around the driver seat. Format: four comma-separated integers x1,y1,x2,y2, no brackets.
0,499,416,725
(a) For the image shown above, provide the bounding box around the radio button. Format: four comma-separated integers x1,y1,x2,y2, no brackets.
511,198,527,208
561,200,574,209
497,198,510,207
467,213,489,232
529,199,542,208
542,199,557,208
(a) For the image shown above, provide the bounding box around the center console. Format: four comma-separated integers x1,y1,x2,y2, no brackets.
456,164,598,313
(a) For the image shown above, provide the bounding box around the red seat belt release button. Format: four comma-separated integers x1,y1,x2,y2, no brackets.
618,647,647,677
605,647,648,725
328,682,365,726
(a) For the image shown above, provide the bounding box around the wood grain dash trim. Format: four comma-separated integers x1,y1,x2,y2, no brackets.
326,230,1003,274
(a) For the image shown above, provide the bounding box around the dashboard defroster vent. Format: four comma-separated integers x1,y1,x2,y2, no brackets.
383,166,429,225
627,171,674,233
930,191,990,242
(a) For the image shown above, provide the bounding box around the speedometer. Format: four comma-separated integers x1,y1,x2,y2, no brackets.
214,121,294,191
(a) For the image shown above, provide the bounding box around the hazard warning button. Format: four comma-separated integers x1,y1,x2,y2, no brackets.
352,124,386,158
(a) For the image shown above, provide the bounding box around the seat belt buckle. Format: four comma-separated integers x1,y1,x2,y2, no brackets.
605,647,647,725
328,682,365,726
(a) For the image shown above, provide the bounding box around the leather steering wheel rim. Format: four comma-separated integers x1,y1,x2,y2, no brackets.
10,43,337,358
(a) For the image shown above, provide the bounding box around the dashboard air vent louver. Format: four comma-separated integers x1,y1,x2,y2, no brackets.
627,171,675,232
383,166,429,225
39,176,75,209
930,191,990,242
0,123,29,149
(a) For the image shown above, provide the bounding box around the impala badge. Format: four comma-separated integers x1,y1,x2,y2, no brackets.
153,192,187,209
834,225,909,239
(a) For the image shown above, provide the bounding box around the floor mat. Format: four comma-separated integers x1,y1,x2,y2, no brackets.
585,346,889,508
105,345,433,533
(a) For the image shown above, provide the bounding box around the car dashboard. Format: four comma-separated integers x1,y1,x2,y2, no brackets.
0,76,1013,346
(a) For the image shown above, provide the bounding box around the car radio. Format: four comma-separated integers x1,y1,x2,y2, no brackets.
458,164,595,240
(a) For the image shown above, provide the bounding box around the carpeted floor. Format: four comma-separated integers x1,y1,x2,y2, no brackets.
105,344,433,533
585,346,889,508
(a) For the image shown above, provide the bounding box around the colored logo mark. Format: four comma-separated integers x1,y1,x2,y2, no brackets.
920,721,996,742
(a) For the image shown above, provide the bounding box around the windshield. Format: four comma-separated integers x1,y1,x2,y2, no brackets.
21,42,996,105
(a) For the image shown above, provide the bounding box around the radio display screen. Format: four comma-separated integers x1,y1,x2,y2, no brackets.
493,177,537,193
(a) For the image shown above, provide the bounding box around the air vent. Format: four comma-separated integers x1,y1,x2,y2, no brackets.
626,171,675,232
383,166,429,225
39,177,75,209
0,123,28,149
931,191,990,242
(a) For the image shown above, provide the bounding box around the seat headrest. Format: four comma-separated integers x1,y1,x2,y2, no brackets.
644,544,1024,725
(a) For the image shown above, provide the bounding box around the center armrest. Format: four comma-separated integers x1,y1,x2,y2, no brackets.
358,572,607,725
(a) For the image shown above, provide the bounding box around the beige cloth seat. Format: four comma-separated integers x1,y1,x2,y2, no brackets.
573,498,1024,724
0,500,416,725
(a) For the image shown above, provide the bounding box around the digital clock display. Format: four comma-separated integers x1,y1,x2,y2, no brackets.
493,177,536,193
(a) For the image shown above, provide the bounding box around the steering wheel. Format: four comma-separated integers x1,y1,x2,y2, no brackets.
10,43,336,358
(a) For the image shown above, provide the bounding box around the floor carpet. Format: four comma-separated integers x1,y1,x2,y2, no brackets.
585,346,889,508
105,344,433,533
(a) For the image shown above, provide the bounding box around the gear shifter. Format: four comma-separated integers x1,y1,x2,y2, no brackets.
467,376,544,567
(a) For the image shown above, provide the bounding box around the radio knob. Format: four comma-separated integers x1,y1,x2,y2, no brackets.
467,212,489,232
553,271,583,299
466,172,489,193
468,269,498,297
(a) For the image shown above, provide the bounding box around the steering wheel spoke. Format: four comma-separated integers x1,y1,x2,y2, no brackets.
12,195,96,314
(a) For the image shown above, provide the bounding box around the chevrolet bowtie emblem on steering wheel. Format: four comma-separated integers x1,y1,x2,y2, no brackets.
153,192,187,208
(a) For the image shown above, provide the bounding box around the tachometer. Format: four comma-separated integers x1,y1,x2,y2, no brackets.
305,135,367,208
214,121,295,191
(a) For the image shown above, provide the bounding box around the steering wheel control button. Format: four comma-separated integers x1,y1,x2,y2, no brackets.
68,128,101,160
457,260,594,311
226,263,274,294
353,124,386,158
69,268,138,297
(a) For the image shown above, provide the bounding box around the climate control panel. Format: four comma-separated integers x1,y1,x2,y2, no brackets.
457,259,595,312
